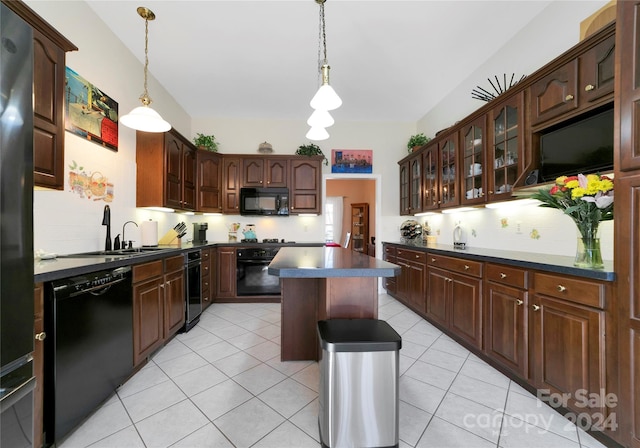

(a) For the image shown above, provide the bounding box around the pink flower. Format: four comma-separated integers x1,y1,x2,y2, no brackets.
581,191,614,209
578,173,588,189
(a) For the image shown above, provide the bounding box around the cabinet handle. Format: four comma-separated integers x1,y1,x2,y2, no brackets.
557,285,566,292
516,299,523,306
35,332,46,341
584,84,595,91
160,283,165,289
431,258,436,262
565,94,574,101
464,265,470,270
532,304,540,311
500,273,507,279
489,191,494,194
415,255,420,259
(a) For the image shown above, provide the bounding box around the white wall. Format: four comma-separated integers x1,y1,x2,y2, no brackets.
28,0,613,262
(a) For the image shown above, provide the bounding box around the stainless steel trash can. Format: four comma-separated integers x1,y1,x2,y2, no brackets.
318,319,402,448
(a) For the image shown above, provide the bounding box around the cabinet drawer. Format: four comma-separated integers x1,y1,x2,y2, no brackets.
384,245,397,257
202,259,211,278
165,254,185,273
533,272,604,308
396,248,427,264
132,260,163,283
202,249,211,261
486,264,528,289
428,254,482,277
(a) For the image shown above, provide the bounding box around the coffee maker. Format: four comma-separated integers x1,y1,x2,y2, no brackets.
193,222,208,244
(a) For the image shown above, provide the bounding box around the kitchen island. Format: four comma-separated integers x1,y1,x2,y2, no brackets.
268,246,400,361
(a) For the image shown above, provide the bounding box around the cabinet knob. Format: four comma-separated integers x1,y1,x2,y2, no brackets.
516,299,523,306
464,265,470,270
35,332,46,341
584,84,595,91
557,285,566,292
565,94,574,101
431,258,436,262
532,304,540,311
416,255,420,259
500,273,507,279
160,283,165,289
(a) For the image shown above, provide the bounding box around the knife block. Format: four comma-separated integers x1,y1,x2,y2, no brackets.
158,229,181,246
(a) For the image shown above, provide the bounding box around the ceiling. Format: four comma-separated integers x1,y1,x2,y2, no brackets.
85,1,560,123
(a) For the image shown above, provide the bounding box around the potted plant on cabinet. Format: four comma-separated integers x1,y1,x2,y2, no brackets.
193,133,219,152
407,133,431,153
296,142,329,165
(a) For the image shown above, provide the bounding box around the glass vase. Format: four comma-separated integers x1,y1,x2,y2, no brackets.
574,225,604,269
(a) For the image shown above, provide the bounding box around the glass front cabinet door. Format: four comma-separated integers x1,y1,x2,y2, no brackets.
439,131,459,208
399,160,410,215
409,154,423,214
489,93,525,202
461,116,486,205
422,142,439,211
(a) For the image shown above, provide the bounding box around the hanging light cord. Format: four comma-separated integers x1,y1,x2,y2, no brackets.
139,8,153,106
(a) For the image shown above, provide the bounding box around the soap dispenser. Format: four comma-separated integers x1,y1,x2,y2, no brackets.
113,234,121,250
453,221,467,249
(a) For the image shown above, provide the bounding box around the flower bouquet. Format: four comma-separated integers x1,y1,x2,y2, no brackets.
531,173,613,268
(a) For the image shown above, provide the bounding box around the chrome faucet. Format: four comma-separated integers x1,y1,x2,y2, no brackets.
102,205,112,251
122,221,138,249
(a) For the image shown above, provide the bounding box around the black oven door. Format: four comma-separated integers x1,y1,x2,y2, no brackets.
236,259,281,296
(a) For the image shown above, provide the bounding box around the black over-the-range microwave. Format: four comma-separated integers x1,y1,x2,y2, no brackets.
240,187,289,216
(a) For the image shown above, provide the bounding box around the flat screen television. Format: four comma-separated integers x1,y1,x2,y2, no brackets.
539,107,614,182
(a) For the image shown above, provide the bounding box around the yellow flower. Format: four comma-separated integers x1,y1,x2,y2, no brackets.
556,176,568,186
571,187,587,199
565,179,580,189
599,179,614,192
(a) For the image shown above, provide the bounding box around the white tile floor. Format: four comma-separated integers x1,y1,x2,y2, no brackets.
58,294,612,448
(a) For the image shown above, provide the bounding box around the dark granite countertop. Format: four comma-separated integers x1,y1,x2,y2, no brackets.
268,246,400,278
34,241,326,283
383,241,615,282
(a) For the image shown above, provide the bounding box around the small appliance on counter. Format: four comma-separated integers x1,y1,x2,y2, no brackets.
453,221,467,249
241,224,258,242
193,222,208,244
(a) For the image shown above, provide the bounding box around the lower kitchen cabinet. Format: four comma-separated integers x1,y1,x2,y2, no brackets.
132,255,185,367
484,264,529,377
34,283,44,448
201,248,214,310
394,247,427,313
216,246,236,299
426,254,483,349
382,244,397,295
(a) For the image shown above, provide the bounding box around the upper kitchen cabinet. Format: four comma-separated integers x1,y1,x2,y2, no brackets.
196,150,222,213
439,130,460,209
460,116,486,205
241,157,288,188
618,2,640,171
136,129,197,211
4,1,78,189
222,157,241,214
530,23,615,129
290,157,322,214
488,92,527,201
398,152,423,215
422,142,440,211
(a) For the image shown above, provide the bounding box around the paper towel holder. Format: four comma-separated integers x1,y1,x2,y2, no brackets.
141,219,159,247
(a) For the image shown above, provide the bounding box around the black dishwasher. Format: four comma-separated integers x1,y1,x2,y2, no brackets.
44,266,133,447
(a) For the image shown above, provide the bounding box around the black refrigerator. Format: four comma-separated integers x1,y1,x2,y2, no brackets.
0,3,36,448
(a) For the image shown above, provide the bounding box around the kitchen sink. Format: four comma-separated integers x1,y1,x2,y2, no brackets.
59,247,172,258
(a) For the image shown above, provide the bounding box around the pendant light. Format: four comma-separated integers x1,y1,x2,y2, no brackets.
306,0,341,141
120,7,171,133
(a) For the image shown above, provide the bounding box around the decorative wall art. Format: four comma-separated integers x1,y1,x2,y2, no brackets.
331,149,373,174
65,67,119,151
68,160,114,202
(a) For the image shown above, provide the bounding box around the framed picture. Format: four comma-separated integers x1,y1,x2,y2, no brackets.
331,149,373,174
65,67,119,151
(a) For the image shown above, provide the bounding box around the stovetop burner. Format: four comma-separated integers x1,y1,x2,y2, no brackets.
263,238,279,243
241,238,258,243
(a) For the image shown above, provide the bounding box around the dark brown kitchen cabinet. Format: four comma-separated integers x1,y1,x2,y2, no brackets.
196,150,222,213
618,3,640,172
422,142,440,211
222,157,241,214
439,131,459,209
382,244,397,295
290,157,322,214
488,92,527,201
460,116,486,205
132,260,164,367
530,271,607,421
136,129,197,211
395,248,427,313
201,248,214,310
350,203,369,254
216,247,236,299
242,157,288,188
530,24,614,128
3,1,77,189
34,283,44,448
426,254,483,348
399,160,410,215
132,255,185,367
164,255,186,337
399,150,425,215
484,264,529,377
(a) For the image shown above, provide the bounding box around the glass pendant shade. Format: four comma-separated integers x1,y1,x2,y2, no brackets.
310,84,342,111
120,105,171,132
307,109,334,128
306,126,330,141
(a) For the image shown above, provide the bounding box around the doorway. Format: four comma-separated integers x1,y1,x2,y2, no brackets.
324,174,381,258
